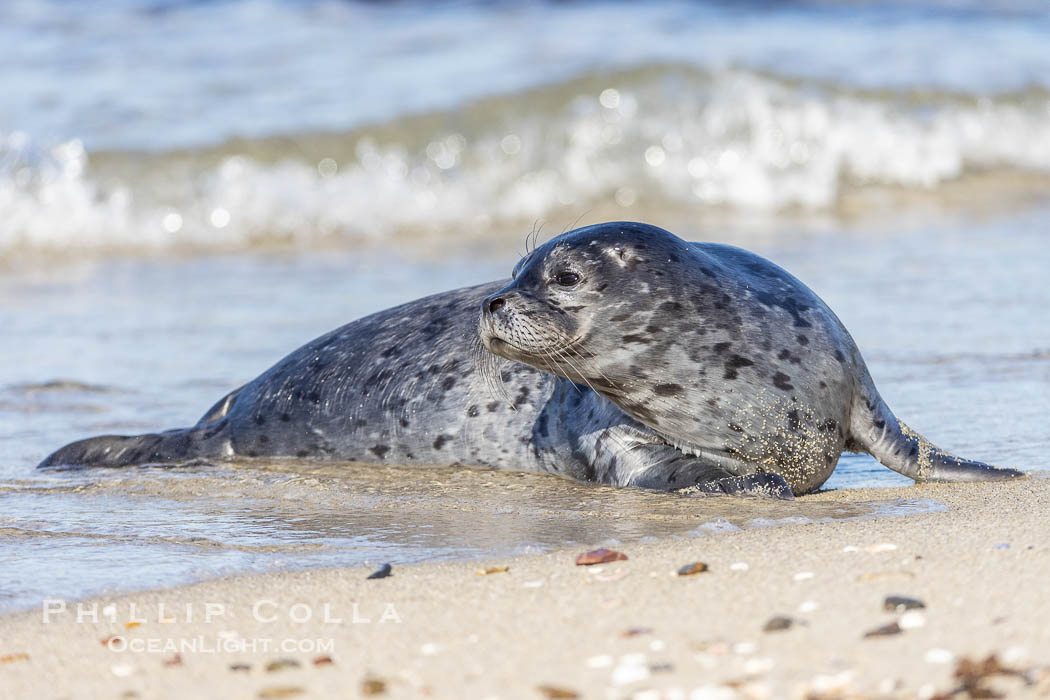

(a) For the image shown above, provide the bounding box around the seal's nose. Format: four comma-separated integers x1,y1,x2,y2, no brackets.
486,296,506,314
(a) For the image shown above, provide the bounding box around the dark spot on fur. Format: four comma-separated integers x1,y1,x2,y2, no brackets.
433,435,450,450
653,383,683,397
755,291,812,328
622,334,652,345
253,414,266,426
467,405,479,418
487,401,501,412
821,419,839,433
777,349,791,360
400,418,410,428
514,386,531,408
258,434,269,444
819,381,827,389
835,349,845,363
773,372,794,391
279,413,291,422
296,449,310,458
370,444,390,459
723,354,754,379
645,325,663,334
611,312,633,322
706,397,719,408
564,305,585,312
796,334,809,346
441,376,456,391
873,418,885,430
307,391,321,404
728,423,744,433
713,341,732,354
786,409,802,431
699,266,716,278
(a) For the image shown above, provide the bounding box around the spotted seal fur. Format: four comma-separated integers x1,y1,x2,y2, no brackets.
39,222,1023,497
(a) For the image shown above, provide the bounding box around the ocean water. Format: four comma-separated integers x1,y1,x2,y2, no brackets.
1,0,1049,612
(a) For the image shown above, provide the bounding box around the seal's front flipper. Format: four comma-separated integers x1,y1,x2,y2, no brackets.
690,473,794,500
850,385,1025,484
588,425,792,498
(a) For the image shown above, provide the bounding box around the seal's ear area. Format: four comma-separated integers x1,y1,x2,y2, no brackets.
607,245,645,269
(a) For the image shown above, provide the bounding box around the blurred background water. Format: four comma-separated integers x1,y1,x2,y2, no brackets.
0,0,1048,612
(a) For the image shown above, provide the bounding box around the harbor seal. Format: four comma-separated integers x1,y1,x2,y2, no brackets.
39,222,1023,496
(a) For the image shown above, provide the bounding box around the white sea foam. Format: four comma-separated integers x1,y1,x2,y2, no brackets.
3,68,1050,260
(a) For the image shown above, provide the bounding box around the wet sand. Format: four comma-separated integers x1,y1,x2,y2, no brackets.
2,476,1049,699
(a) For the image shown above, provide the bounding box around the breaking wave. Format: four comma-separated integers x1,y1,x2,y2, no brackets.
3,65,1050,261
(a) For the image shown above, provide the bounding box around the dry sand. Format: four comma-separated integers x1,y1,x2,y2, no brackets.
2,476,1049,699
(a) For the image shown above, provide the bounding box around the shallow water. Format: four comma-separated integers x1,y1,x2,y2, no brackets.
2,0,1049,613
2,209,1047,613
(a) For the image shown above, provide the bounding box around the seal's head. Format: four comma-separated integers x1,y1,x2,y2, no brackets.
479,221,698,403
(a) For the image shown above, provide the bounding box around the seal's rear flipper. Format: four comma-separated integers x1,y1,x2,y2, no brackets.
849,384,1025,483
37,422,231,469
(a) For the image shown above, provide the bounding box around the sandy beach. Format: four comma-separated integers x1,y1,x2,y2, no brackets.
2,475,1048,699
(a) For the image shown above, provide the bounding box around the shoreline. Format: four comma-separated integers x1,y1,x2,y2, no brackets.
3,477,1050,698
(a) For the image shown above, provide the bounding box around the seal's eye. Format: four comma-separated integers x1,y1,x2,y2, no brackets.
553,271,581,287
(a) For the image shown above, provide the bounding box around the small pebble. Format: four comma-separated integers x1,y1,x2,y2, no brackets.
361,677,387,696
476,566,509,575
884,595,926,612
763,616,795,633
793,571,814,581
313,655,334,666
367,563,392,579
925,648,954,664
899,611,926,629
536,685,579,699
745,657,775,674
866,543,898,552
649,663,674,673
677,562,709,576
798,600,819,613
1003,645,1030,665
729,562,749,571
576,548,628,565
864,622,902,638
585,654,613,668
258,687,304,699
230,663,251,672
162,653,182,667
265,659,301,672
622,627,653,637
611,663,650,685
